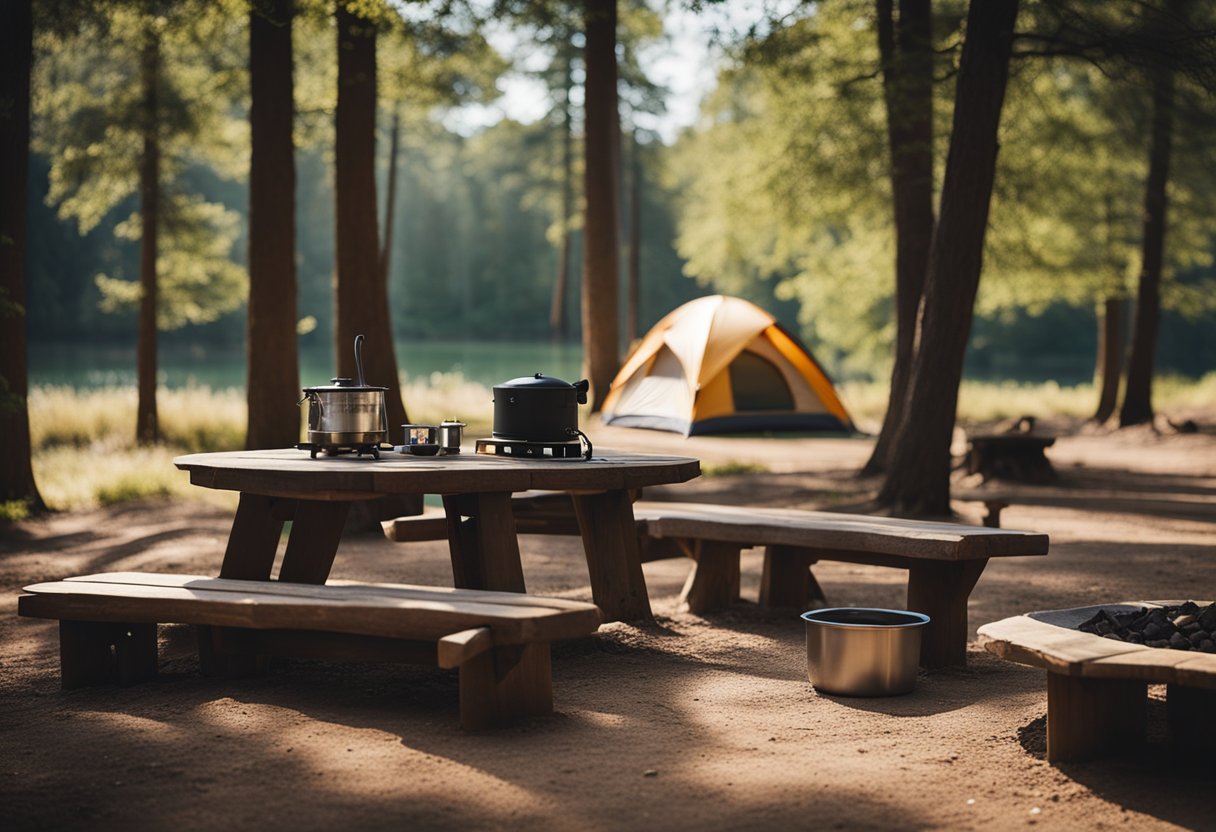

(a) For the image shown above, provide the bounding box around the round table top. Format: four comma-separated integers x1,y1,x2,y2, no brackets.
175,447,702,499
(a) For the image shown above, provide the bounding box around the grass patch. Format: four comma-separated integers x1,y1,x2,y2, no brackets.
702,461,770,477
0,500,33,522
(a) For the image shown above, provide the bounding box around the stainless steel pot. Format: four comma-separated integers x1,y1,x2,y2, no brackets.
492,373,589,442
801,607,929,696
439,420,466,454
300,335,387,446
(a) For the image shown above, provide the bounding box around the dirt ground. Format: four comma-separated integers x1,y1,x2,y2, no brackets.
2,417,1214,831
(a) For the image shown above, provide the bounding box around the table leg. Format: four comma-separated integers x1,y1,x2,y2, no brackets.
442,493,526,592
1047,672,1146,762
220,493,290,580
906,558,987,668
571,490,653,622
277,501,351,584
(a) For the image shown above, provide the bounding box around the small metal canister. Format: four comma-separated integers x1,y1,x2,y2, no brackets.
439,420,466,454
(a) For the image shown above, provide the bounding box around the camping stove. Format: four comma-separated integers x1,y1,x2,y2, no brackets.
296,441,387,459
475,437,590,459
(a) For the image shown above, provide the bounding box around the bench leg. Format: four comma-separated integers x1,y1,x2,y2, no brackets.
458,642,553,730
1047,672,1146,762
758,545,826,609
196,625,266,678
906,559,987,668
59,620,158,689
1166,684,1216,750
678,541,742,614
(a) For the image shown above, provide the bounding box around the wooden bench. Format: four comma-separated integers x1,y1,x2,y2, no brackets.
18,572,601,730
638,502,1048,667
385,496,1049,668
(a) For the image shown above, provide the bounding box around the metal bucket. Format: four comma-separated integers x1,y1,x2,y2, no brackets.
801,607,930,696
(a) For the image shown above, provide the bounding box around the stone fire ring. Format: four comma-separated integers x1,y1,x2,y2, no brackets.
978,602,1216,763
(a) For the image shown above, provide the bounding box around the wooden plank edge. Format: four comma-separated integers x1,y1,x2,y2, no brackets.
437,627,494,669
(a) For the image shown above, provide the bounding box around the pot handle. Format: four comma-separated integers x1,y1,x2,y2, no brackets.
568,427,593,460
573,378,589,405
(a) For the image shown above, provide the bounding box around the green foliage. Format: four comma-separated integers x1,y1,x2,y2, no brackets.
34,0,248,332
0,500,33,522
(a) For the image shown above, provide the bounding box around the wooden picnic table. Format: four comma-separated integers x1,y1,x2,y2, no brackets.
174,448,701,622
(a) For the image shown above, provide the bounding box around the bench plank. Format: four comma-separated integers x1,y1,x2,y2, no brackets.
22,575,600,645
20,572,601,730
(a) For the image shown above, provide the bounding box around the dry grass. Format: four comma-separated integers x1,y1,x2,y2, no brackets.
25,373,1214,511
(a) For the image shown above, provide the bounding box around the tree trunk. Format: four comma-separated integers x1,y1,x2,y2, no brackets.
334,6,408,430
136,21,160,445
246,0,300,450
380,107,399,284
549,43,574,340
877,0,1020,516
0,0,45,510
626,132,641,346
1092,296,1123,423
581,0,621,410
1119,58,1174,428
862,0,935,476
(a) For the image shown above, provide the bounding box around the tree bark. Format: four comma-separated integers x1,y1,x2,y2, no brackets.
0,0,45,510
246,0,300,450
626,132,641,346
1092,296,1123,423
549,41,574,341
1119,57,1174,427
334,6,408,430
136,20,161,445
581,0,621,411
380,107,399,285
862,0,935,476
877,0,1020,516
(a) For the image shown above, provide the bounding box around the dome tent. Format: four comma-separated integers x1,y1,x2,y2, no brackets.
601,295,854,436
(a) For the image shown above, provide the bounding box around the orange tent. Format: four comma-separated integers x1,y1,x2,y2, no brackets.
601,295,854,436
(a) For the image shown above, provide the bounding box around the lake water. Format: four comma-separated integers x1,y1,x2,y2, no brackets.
29,340,585,391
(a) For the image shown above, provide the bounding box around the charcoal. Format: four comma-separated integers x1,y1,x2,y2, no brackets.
1189,631,1208,647
1148,639,1171,648
1094,621,1113,636
1113,610,1142,628
1200,641,1216,653
1101,633,1124,641
1128,612,1155,632
1143,622,1168,640
1198,606,1216,631
1177,601,1200,616
1168,632,1191,649
1127,632,1145,644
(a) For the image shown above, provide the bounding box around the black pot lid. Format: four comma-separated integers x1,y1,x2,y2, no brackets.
303,377,388,393
495,373,577,389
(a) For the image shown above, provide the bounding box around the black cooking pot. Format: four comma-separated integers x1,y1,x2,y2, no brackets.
492,373,590,442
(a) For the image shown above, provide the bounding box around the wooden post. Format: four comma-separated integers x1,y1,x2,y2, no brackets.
458,642,553,730
441,492,526,593
678,540,742,613
906,559,987,667
759,545,826,608
278,500,351,584
1047,673,1146,762
220,492,287,580
572,490,653,622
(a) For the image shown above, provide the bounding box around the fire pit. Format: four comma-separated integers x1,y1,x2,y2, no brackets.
978,602,1216,763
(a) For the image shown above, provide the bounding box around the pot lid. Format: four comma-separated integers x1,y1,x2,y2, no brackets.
303,377,388,393
495,373,580,390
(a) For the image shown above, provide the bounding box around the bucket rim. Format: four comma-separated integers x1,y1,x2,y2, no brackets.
801,607,930,629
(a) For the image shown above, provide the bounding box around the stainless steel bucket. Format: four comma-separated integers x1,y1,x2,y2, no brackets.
801,607,930,696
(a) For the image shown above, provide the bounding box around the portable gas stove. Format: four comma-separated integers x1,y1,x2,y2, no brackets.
475,437,591,459
296,441,388,459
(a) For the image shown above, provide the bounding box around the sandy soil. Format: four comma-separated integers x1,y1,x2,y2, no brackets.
2,418,1214,831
